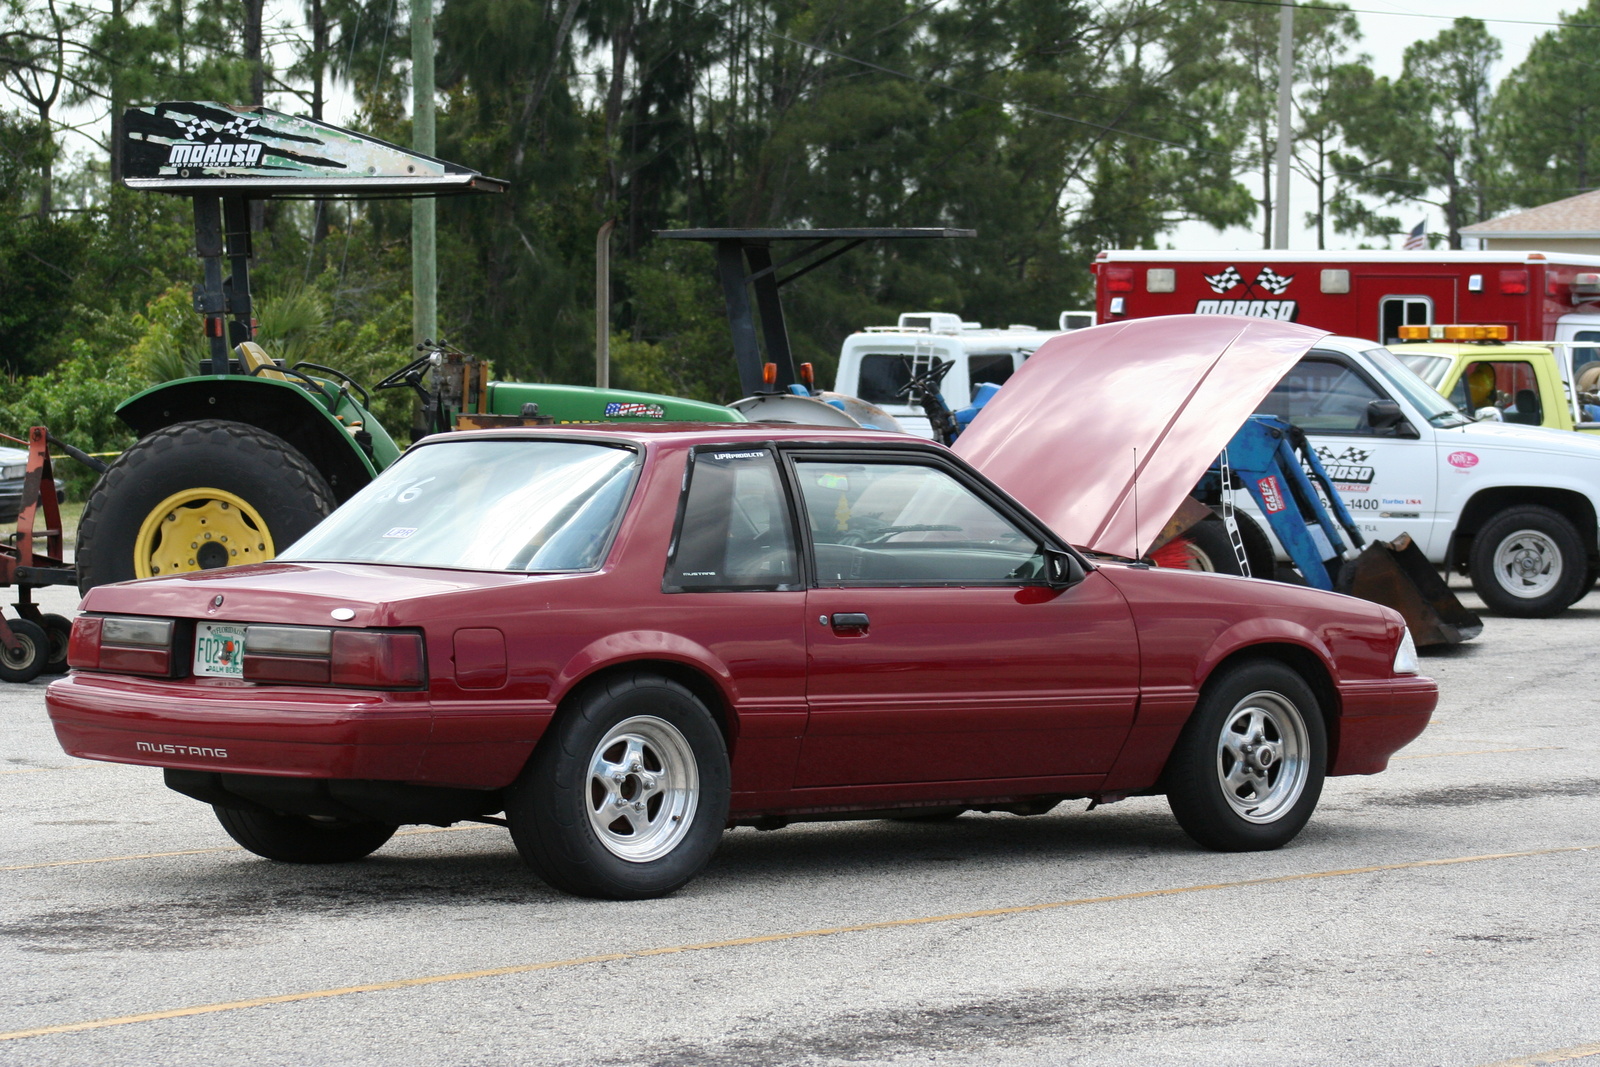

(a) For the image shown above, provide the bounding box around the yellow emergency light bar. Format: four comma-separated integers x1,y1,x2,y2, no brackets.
1396,324,1509,342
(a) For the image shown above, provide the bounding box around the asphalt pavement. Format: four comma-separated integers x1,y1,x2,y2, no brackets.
2,578,1598,1067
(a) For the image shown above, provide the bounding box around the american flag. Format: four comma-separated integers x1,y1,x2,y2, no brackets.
1255,266,1294,295
1204,265,1243,294
1403,220,1427,251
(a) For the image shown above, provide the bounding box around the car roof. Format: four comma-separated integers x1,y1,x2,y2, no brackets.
419,422,938,450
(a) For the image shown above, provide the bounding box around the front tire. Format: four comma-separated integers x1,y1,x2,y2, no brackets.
213,806,397,863
1165,660,1326,852
508,672,730,899
1468,505,1586,618
76,420,336,592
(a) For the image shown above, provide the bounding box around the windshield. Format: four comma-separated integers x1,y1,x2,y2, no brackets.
280,439,639,571
1362,346,1474,428
1395,351,1454,389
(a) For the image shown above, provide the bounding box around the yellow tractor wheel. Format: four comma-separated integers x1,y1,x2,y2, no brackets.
77,420,337,591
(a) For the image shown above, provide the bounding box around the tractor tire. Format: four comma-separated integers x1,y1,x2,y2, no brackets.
76,420,337,592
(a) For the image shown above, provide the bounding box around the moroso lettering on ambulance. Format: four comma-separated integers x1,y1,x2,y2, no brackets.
1194,299,1298,320
1257,475,1287,513
1195,265,1298,319
166,142,264,167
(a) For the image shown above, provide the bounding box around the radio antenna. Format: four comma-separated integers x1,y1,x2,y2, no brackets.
1132,446,1146,566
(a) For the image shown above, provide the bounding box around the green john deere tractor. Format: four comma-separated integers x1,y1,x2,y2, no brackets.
77,102,744,591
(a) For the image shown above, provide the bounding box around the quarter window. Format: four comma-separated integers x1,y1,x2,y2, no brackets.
665,448,799,592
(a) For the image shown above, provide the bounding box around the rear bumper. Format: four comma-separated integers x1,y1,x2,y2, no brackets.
45,673,550,788
1329,675,1439,775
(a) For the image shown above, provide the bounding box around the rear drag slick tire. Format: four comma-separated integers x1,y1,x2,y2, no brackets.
508,672,730,900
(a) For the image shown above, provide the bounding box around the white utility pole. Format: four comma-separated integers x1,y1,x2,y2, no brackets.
1272,1,1294,250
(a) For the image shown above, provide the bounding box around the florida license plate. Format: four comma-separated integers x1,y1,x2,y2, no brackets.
194,623,246,678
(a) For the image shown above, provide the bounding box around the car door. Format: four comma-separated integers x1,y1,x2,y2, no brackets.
788,450,1140,789
1250,349,1442,554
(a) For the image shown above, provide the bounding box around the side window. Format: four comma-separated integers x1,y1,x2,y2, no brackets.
665,448,799,592
856,354,912,405
968,353,1016,389
1379,296,1432,345
1257,356,1385,434
1461,360,1542,424
795,458,1044,586
1572,331,1600,376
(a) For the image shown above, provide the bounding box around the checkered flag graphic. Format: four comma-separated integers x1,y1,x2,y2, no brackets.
1255,266,1294,295
176,116,212,141
1203,265,1243,294
220,116,258,138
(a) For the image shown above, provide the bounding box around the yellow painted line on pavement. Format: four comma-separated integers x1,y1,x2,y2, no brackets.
1478,1041,1600,1065
0,842,1593,1044
1392,746,1561,761
0,824,493,872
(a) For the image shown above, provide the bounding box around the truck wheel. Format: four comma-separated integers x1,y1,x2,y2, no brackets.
213,806,397,863
0,619,48,683
1157,516,1245,575
1164,660,1326,852
1468,505,1586,617
507,672,730,899
76,420,336,592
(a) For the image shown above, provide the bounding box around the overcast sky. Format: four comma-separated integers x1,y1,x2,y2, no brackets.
1176,0,1572,252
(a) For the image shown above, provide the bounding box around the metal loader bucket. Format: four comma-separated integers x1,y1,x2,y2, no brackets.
1336,533,1483,646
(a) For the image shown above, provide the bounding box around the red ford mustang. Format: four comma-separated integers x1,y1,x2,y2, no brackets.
47,318,1437,898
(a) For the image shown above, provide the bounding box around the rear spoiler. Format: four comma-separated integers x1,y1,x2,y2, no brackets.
122,102,506,199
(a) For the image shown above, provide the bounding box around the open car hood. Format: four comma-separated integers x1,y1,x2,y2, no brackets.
952,316,1328,559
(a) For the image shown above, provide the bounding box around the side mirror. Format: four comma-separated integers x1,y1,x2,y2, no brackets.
1044,547,1085,588
1368,398,1420,439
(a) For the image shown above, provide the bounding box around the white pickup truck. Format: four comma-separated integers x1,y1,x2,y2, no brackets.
1239,334,1600,617
833,311,1093,437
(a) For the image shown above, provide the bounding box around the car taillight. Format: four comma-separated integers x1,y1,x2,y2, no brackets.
243,626,425,689
69,615,176,676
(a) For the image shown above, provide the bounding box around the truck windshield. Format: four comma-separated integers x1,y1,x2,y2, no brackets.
1394,351,1453,389
1364,347,1473,428
279,439,640,571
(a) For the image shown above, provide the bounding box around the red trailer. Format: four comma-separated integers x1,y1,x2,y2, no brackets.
1092,250,1600,352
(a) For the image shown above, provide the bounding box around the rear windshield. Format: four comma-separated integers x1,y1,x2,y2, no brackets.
280,439,639,571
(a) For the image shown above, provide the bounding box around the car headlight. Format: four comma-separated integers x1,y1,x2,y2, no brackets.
1392,626,1419,675
0,464,24,480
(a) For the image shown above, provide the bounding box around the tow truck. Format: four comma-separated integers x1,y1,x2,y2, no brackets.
1388,324,1600,435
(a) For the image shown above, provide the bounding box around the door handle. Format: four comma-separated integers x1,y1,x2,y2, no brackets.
829,612,870,631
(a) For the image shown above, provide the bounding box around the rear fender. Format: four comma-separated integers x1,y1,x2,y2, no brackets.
552,631,741,732
117,376,389,503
